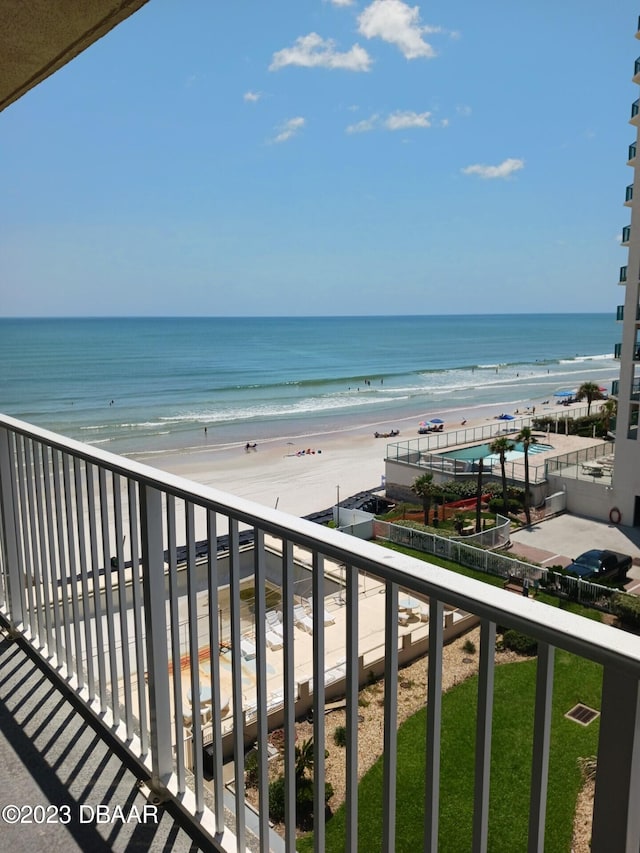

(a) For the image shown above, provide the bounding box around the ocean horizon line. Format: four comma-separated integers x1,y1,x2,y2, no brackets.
0,310,614,322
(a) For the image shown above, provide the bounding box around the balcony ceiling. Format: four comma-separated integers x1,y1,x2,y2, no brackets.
0,0,150,112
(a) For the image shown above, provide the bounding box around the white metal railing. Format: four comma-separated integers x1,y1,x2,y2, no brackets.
1,414,640,852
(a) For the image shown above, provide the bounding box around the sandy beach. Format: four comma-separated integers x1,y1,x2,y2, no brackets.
136,396,593,518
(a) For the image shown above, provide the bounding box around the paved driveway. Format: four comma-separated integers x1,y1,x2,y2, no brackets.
509,515,640,592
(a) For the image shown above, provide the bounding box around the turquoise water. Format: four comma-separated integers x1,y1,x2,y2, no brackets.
0,314,618,454
440,441,555,462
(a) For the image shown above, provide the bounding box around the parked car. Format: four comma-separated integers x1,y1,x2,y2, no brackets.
565,549,632,582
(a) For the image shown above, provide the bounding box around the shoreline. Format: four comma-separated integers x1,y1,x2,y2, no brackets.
137,395,593,520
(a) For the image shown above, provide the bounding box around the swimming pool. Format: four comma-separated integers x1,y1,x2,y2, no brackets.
439,441,554,464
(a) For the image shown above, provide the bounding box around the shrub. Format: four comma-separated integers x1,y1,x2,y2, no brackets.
244,748,259,788
268,775,335,827
269,776,286,823
612,592,640,631
502,629,538,656
333,725,347,748
462,638,476,654
488,497,522,515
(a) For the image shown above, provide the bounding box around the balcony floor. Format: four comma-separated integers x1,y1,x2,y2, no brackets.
0,624,207,853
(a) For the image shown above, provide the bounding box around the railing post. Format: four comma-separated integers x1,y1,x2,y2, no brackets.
139,483,173,788
0,427,24,626
592,666,640,852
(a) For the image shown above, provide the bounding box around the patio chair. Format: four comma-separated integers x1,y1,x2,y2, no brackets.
293,604,313,633
265,611,284,638
266,629,283,650
240,637,256,660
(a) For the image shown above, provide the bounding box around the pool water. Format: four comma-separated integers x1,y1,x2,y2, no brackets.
439,441,554,463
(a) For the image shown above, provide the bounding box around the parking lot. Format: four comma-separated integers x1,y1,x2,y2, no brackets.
509,515,640,593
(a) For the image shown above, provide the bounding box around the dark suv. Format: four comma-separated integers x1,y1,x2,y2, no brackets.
566,549,632,582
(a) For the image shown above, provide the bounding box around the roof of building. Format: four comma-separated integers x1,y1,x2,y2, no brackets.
0,0,149,113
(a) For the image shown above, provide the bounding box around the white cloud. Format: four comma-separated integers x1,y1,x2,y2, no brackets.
358,0,437,59
456,104,472,117
440,118,449,128
346,110,435,133
461,158,525,179
327,0,355,5
346,114,380,133
272,117,306,143
243,91,261,103
269,33,372,72
384,110,431,130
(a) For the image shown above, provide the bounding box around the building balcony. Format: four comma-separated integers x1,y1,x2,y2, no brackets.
616,305,624,321
631,100,640,125
625,183,634,206
620,264,628,284
622,225,632,246
2,414,640,852
629,141,637,166
632,380,640,401
611,379,619,397
614,342,623,359
634,57,640,83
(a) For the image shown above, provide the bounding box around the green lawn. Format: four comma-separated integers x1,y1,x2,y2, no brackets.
298,652,602,852
296,543,605,852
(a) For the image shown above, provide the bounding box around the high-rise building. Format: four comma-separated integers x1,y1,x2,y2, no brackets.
613,17,640,526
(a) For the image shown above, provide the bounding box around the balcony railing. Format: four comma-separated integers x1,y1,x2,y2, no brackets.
615,342,623,358
617,305,625,321
631,99,640,122
629,141,637,163
611,379,619,397
2,414,640,852
622,225,632,244
626,183,634,204
635,57,640,78
620,265,628,283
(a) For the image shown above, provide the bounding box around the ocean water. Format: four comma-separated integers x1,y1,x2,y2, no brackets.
0,315,619,455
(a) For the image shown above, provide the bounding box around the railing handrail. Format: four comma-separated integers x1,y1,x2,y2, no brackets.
2,412,639,677
5,413,640,851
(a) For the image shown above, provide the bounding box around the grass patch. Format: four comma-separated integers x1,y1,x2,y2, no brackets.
379,541,605,622
298,652,602,852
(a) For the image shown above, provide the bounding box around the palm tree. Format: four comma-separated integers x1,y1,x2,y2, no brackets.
489,436,514,514
295,737,316,781
516,426,537,524
576,381,603,415
600,398,617,435
411,472,436,526
474,456,484,533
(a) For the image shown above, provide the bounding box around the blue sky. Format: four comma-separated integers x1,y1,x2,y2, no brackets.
1,0,639,316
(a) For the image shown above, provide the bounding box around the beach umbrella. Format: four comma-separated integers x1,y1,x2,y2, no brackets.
554,390,575,397
429,418,445,424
